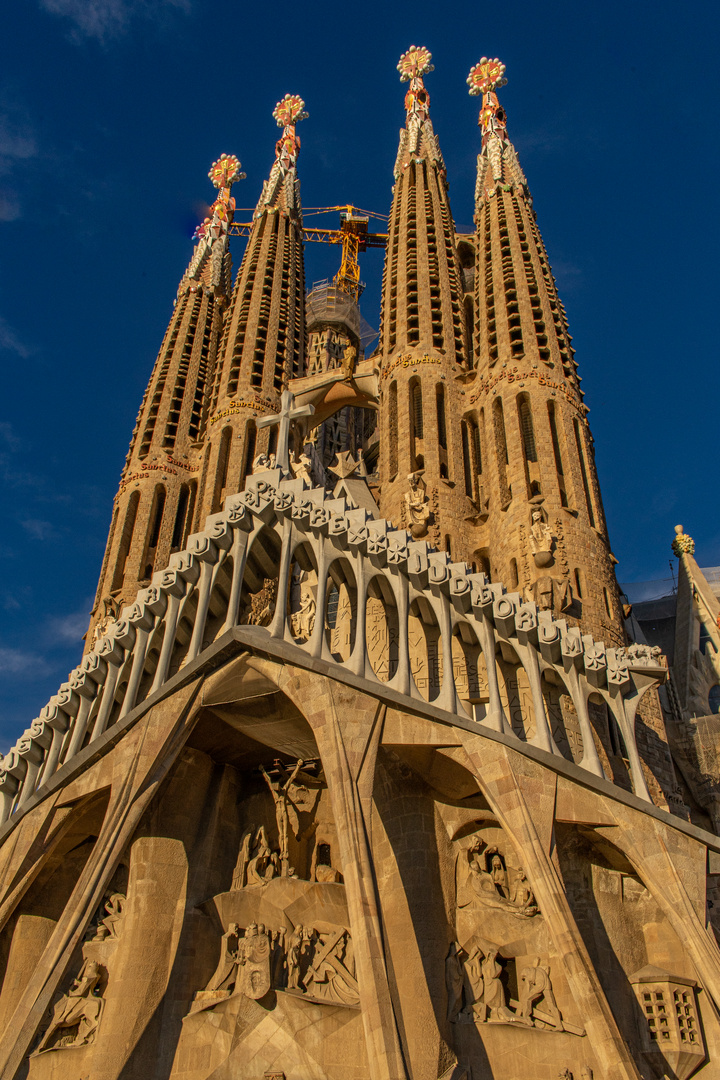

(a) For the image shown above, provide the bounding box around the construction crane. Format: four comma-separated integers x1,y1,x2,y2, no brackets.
228,205,388,302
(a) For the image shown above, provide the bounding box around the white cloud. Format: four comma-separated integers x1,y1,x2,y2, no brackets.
0,316,30,358
0,108,38,222
46,604,91,644
0,647,49,676
39,0,191,44
20,518,56,541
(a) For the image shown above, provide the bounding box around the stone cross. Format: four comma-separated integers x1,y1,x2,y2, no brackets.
257,390,314,473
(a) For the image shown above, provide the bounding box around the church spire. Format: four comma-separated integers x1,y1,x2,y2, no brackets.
466,58,623,639
375,49,471,558
87,156,245,642
196,96,308,521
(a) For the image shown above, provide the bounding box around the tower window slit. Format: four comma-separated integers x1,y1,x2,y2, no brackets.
436,385,448,474
461,421,473,497
389,381,398,479
548,401,568,506
111,490,140,591
493,397,511,506
171,485,190,551
141,484,166,580
517,395,537,462
573,418,596,527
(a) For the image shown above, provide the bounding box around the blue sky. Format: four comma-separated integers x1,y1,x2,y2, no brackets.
0,0,718,744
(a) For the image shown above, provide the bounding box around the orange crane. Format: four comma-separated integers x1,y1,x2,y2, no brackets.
228,205,388,302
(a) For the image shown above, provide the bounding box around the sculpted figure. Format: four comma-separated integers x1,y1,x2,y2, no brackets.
303,928,359,1007
530,508,554,567
509,868,538,916
243,578,277,627
37,959,105,1052
445,943,465,1022
489,851,508,898
518,958,562,1030
260,760,305,875
231,828,254,891
245,826,279,886
340,343,357,381
287,925,304,991
99,893,125,939
405,471,430,538
290,589,316,642
204,924,242,993
479,947,515,1022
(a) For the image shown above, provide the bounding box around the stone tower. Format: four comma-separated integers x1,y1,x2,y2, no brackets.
376,47,470,555
465,58,622,642
89,154,245,641
195,94,308,523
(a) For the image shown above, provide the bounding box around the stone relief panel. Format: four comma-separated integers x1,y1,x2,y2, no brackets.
34,958,107,1053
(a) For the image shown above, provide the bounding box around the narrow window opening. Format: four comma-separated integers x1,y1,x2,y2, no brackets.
241,421,257,489
603,586,613,620
112,490,140,591
518,395,537,462
461,421,473,497
574,568,583,599
212,426,233,514
171,485,190,551
436,385,447,450
510,558,519,589
141,485,166,580
574,419,596,527
389,381,398,479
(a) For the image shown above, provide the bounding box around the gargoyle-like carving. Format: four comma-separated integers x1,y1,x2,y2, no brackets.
36,959,105,1052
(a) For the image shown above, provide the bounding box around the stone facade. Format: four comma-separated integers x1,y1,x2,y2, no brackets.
2,52,720,1080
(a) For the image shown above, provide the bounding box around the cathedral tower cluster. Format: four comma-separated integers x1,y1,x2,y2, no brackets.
6,48,720,1080
90,52,622,650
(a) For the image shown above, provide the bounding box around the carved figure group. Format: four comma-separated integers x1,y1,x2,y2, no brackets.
232,826,280,889
36,959,105,1053
446,947,571,1033
198,922,358,1010
463,838,538,919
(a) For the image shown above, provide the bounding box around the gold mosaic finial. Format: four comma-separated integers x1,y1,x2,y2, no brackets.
398,46,433,126
273,94,308,128
208,154,246,190
468,57,508,144
467,57,507,95
271,94,308,172
672,524,695,556
397,46,433,82
194,155,244,243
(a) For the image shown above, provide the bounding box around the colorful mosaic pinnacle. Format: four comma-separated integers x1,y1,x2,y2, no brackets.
397,45,434,82
467,57,507,95
273,93,309,128
208,154,246,190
